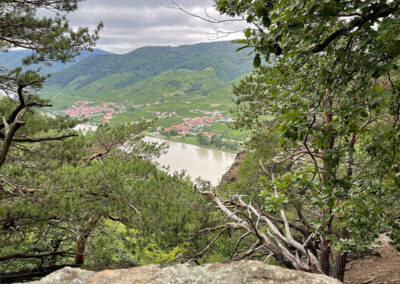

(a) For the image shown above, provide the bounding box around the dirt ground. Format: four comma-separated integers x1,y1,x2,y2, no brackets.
344,234,400,284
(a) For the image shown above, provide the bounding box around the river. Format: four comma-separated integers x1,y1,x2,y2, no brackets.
74,124,236,186
145,137,236,186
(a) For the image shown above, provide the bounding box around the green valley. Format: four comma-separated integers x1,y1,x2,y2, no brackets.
39,41,254,150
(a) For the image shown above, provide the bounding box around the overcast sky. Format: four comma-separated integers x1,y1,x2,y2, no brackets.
67,0,247,54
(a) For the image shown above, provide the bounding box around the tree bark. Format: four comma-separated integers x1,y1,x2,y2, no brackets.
319,89,334,276
332,251,347,281
75,213,101,265
0,108,27,169
332,227,349,281
319,237,331,275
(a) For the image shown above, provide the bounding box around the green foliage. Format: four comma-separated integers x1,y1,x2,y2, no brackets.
209,0,400,279
210,135,223,148
169,129,179,136
197,133,210,145
86,217,192,267
0,1,210,278
0,114,208,273
136,243,187,266
86,220,137,268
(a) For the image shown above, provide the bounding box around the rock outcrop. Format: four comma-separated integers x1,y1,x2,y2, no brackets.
219,151,247,186
26,261,341,284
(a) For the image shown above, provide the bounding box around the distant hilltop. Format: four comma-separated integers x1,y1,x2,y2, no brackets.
44,41,253,89
0,49,111,75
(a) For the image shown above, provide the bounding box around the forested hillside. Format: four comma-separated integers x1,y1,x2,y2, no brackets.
46,41,253,88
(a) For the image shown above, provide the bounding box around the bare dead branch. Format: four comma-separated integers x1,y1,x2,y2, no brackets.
187,227,228,263
224,231,251,262
166,1,245,24
0,251,71,262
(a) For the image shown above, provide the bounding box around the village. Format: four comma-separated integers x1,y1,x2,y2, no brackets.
62,100,234,138
62,100,127,121
159,110,227,138
62,99,173,123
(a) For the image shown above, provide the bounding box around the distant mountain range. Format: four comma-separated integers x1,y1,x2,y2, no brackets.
0,49,111,74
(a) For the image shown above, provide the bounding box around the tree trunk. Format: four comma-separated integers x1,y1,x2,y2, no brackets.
319,237,331,275
331,134,355,281
75,213,101,265
320,89,334,276
332,227,349,281
332,251,347,281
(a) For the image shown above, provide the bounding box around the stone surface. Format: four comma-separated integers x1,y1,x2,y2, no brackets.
27,261,341,284
25,266,95,284
220,151,247,186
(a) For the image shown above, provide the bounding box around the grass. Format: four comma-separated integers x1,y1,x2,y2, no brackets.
203,122,250,140
153,117,183,128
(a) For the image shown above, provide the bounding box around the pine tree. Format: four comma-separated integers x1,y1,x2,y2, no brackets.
0,0,102,169
0,2,208,279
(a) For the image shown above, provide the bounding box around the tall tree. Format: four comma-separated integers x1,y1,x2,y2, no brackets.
0,113,208,279
195,0,400,280
0,4,210,280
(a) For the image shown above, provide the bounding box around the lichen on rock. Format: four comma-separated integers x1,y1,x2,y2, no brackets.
26,261,341,284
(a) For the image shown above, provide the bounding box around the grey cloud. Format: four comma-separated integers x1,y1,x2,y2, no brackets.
78,0,211,9
65,0,245,53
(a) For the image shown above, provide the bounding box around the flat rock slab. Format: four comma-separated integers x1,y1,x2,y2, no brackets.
27,261,341,284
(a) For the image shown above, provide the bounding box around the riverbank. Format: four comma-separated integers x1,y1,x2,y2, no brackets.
70,124,236,185
144,136,236,186
145,131,242,153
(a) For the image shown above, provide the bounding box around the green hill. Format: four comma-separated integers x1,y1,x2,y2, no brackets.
0,49,111,74
41,67,235,112
45,41,253,88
